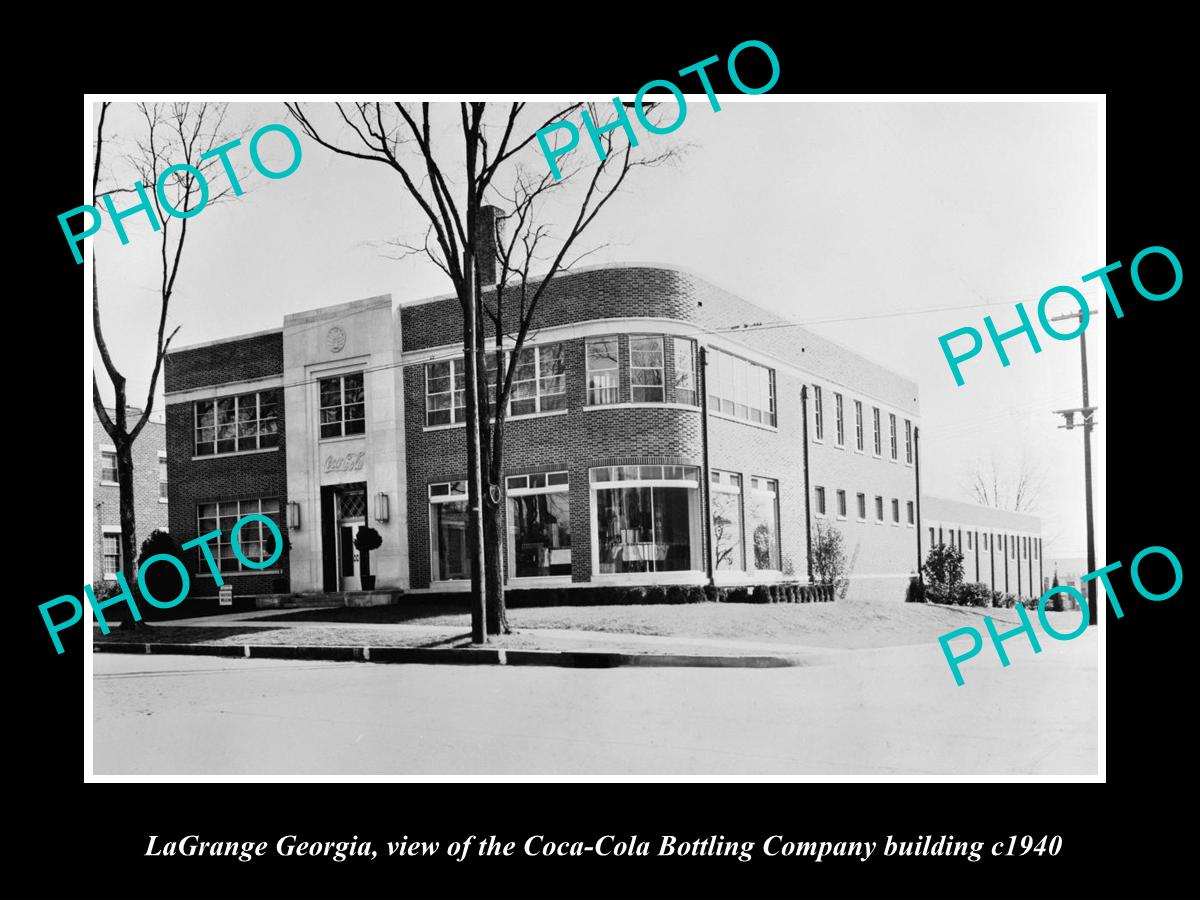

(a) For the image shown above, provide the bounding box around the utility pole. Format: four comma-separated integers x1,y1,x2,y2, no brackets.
1051,309,1099,626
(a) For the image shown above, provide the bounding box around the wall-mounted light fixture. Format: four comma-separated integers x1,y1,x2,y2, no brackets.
287,501,301,530
375,492,390,523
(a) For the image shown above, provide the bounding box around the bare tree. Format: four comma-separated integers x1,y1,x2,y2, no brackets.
963,454,1045,513
92,102,244,621
286,102,681,639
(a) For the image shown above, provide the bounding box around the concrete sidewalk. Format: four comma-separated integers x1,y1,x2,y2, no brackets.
100,606,852,663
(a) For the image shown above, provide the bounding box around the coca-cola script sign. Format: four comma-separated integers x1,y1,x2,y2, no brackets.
324,451,366,473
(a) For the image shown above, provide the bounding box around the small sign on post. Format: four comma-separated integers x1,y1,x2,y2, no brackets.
218,585,233,607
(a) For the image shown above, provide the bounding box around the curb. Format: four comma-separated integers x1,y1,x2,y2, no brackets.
92,642,800,669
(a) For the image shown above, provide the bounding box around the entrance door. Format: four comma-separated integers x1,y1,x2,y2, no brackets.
334,485,367,592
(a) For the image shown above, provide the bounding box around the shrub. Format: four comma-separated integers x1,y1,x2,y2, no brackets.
686,586,708,604
704,584,722,603
990,590,1006,608
925,583,952,605
665,585,689,605
90,581,120,602
621,587,646,605
643,586,668,605
905,576,926,603
136,529,187,606
952,582,991,608
726,587,750,604
811,521,850,599
1000,593,1017,609
751,585,771,604
923,542,965,593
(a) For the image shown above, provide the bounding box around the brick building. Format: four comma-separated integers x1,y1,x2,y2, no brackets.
92,407,169,584
162,222,1039,604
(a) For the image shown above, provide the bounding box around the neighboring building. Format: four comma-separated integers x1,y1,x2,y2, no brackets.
160,213,1038,604
921,496,1043,601
92,407,169,584
1043,556,1087,610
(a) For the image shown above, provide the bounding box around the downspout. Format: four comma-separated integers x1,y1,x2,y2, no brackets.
801,385,814,585
699,347,714,588
914,424,923,589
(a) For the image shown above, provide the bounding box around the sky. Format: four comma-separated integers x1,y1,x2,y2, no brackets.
91,99,1103,562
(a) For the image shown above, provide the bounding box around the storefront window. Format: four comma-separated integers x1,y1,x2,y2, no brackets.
711,470,744,571
506,472,571,578
591,465,702,574
429,481,471,581
746,477,780,571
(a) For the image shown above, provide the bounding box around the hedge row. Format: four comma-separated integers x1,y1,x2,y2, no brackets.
906,577,1032,609
504,582,835,608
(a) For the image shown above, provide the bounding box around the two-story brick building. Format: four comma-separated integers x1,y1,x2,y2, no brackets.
162,215,1039,605
92,407,169,584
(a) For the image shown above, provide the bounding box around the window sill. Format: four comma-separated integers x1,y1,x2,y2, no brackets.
836,515,847,522
583,402,702,413
507,575,573,587
319,433,366,445
158,498,169,504
422,421,465,432
191,446,280,462
99,480,119,487
707,409,778,432
197,570,283,578
590,571,707,586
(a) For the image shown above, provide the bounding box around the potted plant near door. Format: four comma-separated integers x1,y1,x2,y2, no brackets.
354,525,383,591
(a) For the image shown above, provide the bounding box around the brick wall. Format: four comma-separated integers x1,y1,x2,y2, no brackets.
164,333,288,599
92,410,169,583
164,331,284,393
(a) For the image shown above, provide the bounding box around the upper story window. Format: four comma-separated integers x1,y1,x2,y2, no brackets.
319,373,364,439
814,485,826,517
872,407,882,456
195,390,280,456
907,500,915,525
905,419,913,464
875,495,884,523
708,348,776,427
889,413,898,461
100,449,118,484
857,492,867,521
158,452,168,501
673,337,698,406
425,360,465,426
630,335,665,403
586,336,620,405
834,393,845,447
836,489,847,519
485,343,568,417
891,498,900,524
854,400,864,451
812,386,824,440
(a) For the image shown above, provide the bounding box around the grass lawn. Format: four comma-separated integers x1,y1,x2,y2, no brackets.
255,599,1083,650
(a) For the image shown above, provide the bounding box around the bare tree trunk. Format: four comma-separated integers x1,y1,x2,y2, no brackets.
483,500,509,634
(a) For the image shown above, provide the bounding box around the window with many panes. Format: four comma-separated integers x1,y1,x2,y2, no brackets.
889,413,898,460
709,348,776,426
100,449,118,484
834,393,845,446
591,465,703,574
425,360,465,426
630,335,665,402
873,407,881,456
586,337,620,405
485,343,568,417
673,337,698,406
102,531,121,578
195,390,280,455
318,374,363,439
854,400,864,451
195,498,282,574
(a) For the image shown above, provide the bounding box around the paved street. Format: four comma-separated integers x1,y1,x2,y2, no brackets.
93,633,1096,776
